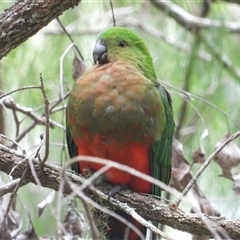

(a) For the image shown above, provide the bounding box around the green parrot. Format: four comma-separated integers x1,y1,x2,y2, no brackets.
66,27,175,240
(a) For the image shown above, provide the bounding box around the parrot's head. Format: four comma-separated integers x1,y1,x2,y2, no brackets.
93,27,157,81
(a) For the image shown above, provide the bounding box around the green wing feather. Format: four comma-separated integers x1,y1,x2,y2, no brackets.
66,109,80,173
150,84,175,196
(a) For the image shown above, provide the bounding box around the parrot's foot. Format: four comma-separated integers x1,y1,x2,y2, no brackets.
108,185,123,200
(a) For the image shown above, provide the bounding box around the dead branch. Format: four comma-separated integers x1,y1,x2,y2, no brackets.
1,92,68,146
149,0,240,33
2,98,55,128
174,131,240,208
0,0,80,59
39,74,50,166
0,165,29,232
222,0,240,4
0,179,20,197
0,144,240,239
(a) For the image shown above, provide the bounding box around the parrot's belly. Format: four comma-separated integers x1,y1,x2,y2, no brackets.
75,133,152,193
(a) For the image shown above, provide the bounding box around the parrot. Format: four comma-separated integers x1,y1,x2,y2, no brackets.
66,27,175,240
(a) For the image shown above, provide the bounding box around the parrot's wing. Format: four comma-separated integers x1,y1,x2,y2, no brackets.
150,85,175,196
66,109,80,173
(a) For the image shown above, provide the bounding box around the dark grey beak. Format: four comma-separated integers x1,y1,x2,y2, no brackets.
93,41,108,64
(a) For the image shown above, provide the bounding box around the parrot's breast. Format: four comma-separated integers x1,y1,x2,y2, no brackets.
67,61,166,192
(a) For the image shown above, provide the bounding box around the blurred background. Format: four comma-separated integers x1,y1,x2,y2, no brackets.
1,1,240,239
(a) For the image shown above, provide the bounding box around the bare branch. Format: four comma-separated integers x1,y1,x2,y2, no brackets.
162,81,240,129
0,134,25,154
109,0,116,27
0,86,41,100
149,0,240,33
0,179,21,197
2,98,55,128
0,144,240,239
13,122,37,144
201,34,240,81
222,0,240,4
56,17,84,60
0,165,29,232
39,74,50,166
1,91,68,147
174,130,240,206
80,198,99,240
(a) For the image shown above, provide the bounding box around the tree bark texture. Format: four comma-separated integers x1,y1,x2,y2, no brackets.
0,0,80,59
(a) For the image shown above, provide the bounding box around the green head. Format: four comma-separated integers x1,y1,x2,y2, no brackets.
93,27,157,81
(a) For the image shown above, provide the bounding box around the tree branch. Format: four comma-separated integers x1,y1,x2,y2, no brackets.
0,143,240,239
222,0,240,4
0,0,80,59
2,97,55,128
149,0,240,33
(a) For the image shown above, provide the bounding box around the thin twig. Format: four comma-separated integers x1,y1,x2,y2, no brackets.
66,180,146,240
11,122,37,147
0,134,25,154
60,42,76,101
0,86,41,100
0,179,21,197
109,0,116,26
162,81,240,129
63,156,178,197
3,98,55,128
65,173,174,240
12,109,20,146
174,130,240,207
39,74,50,166
0,165,29,232
59,44,76,169
34,134,45,159
62,163,174,239
56,17,84,60
81,198,99,240
201,33,240,82
191,206,230,240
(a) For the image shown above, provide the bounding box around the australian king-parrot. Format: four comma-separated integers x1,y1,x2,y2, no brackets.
66,27,175,240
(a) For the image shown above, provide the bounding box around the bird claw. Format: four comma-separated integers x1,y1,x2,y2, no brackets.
108,185,122,201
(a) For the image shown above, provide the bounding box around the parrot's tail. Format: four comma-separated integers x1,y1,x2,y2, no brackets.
107,210,146,240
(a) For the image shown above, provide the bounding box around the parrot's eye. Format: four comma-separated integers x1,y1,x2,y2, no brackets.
99,40,105,45
118,41,127,48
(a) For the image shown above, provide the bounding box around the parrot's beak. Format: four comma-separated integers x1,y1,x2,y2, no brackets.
93,41,108,65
